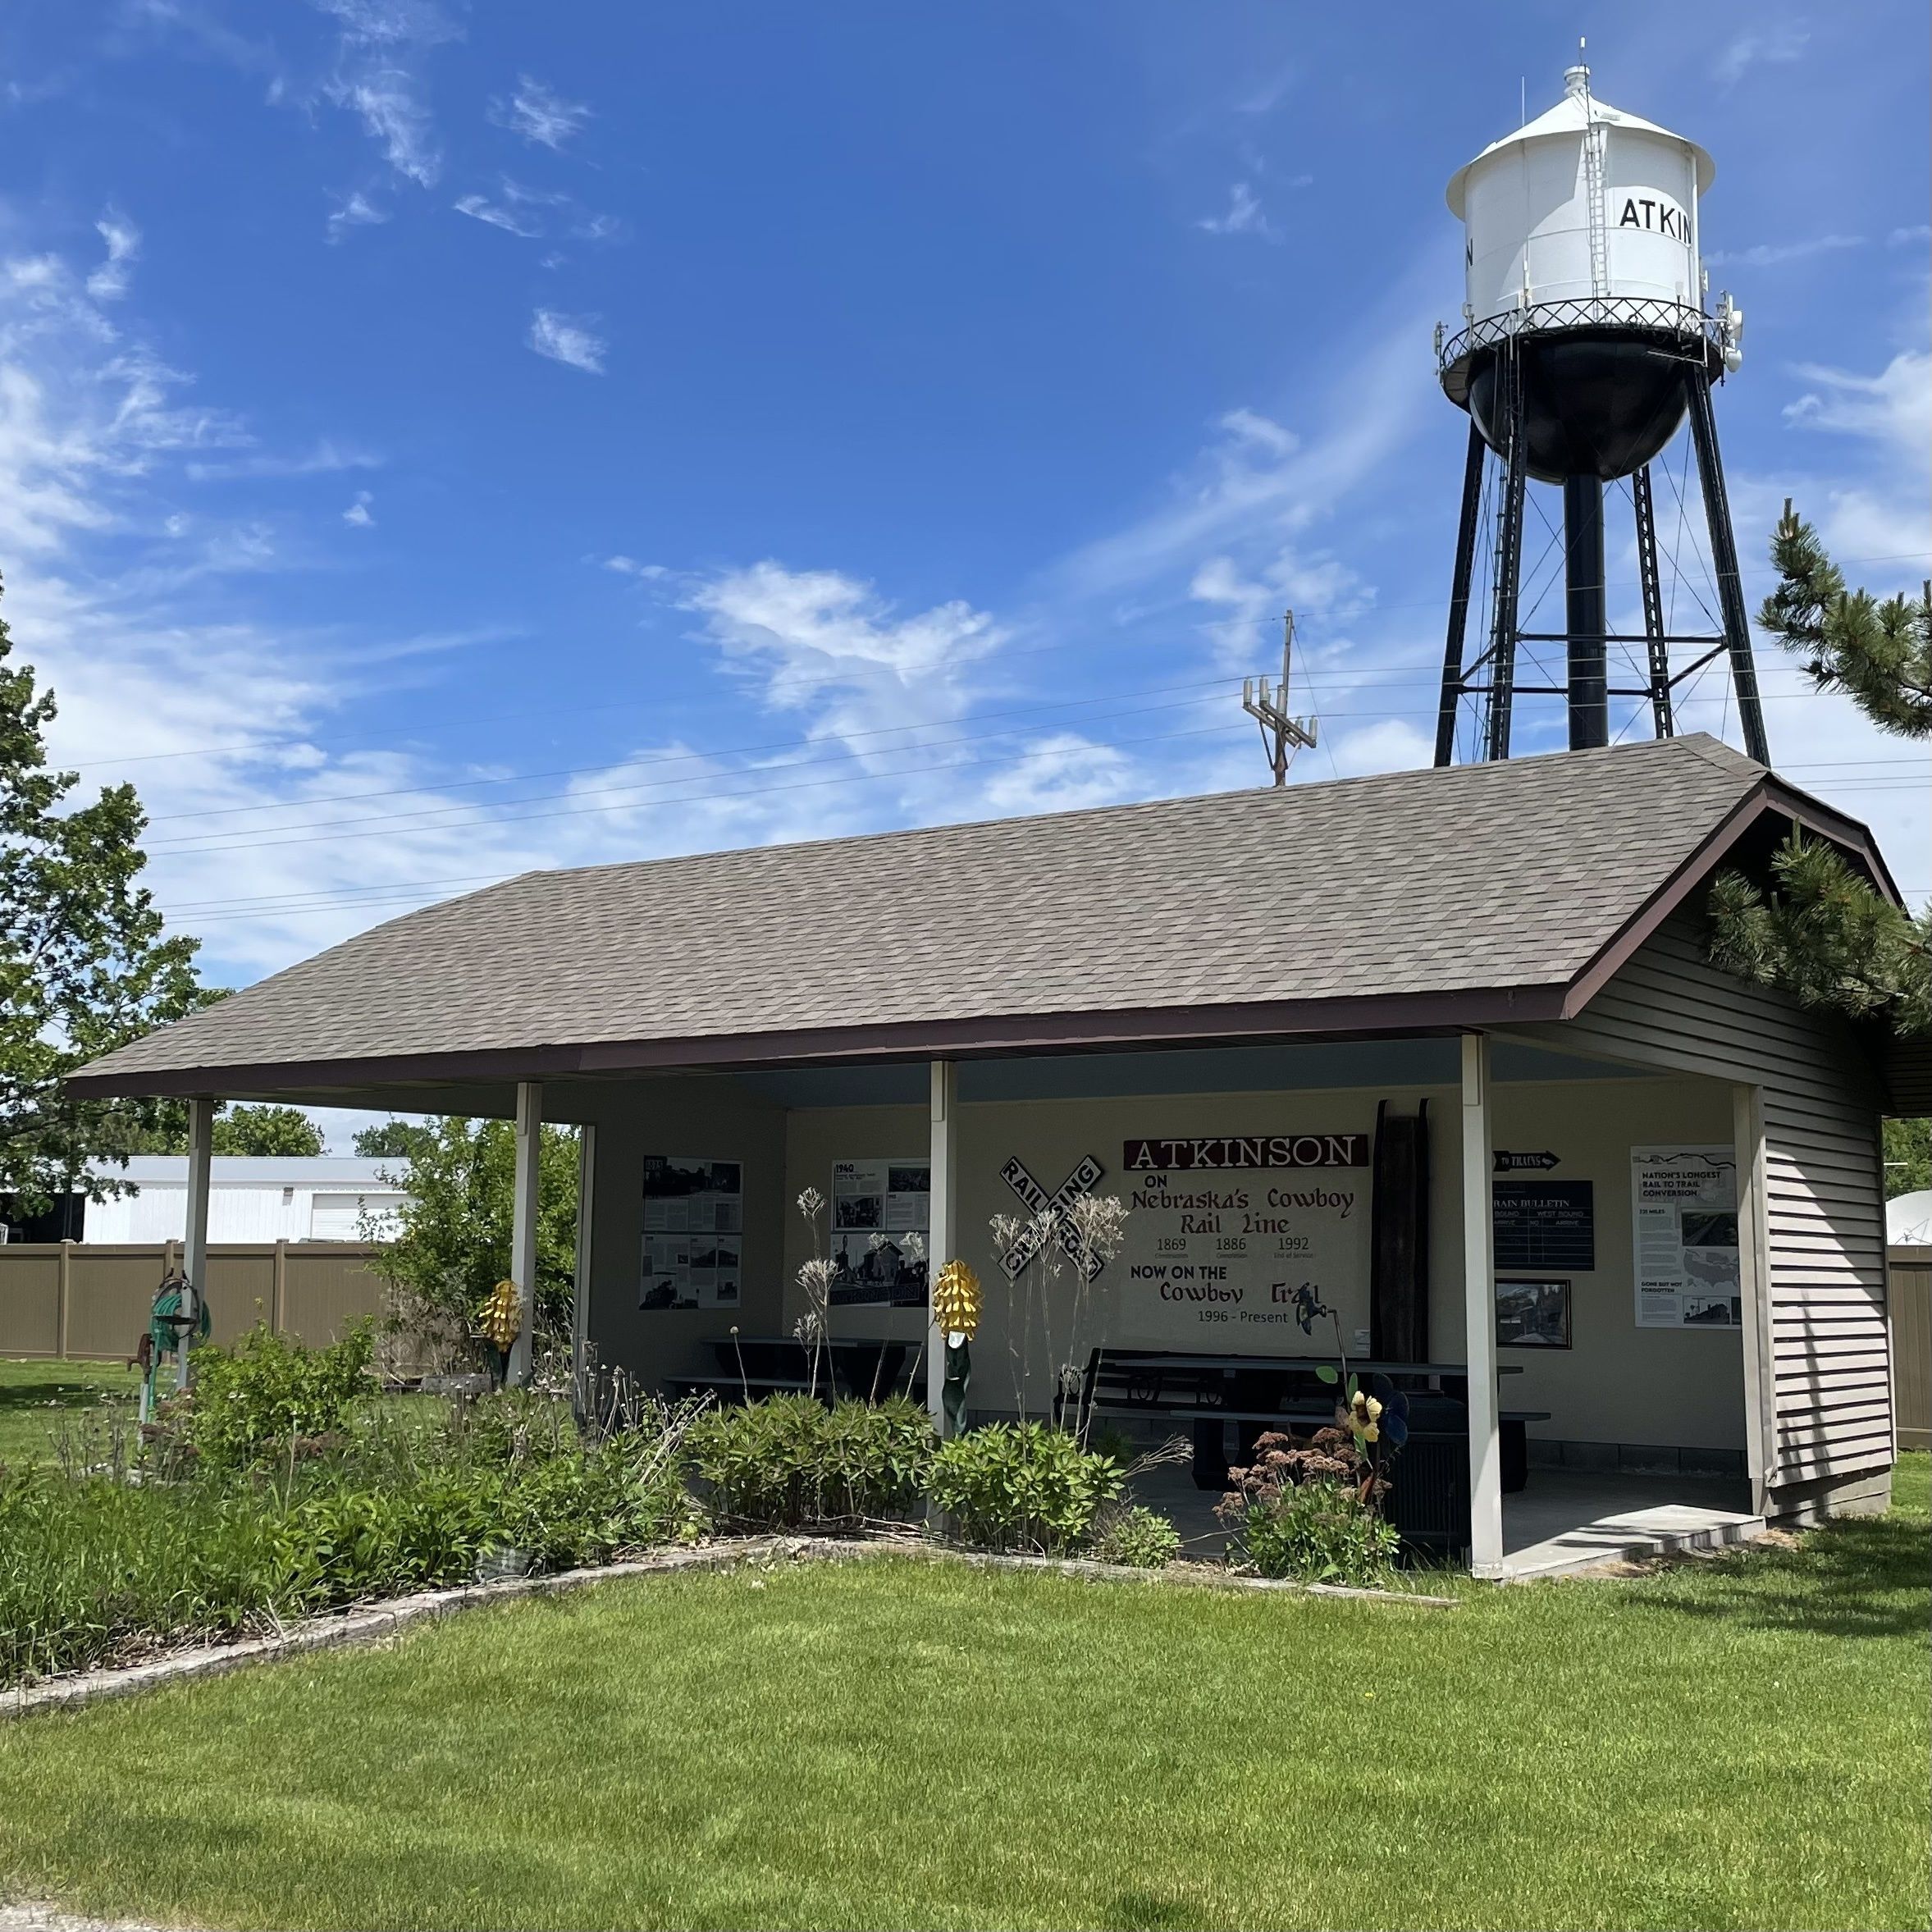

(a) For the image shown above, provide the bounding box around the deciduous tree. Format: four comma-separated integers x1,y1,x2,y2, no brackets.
368,1117,580,1352
0,583,212,1213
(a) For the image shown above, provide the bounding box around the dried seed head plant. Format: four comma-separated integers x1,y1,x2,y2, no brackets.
988,1191,1132,1437
794,1186,835,1398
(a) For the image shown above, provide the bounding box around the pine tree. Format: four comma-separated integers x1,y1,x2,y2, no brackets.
1708,836,1930,1039
1758,500,1931,739
0,580,212,1212
1704,514,1931,1044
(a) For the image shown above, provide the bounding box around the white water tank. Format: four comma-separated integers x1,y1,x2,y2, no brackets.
1438,62,1742,483
1448,62,1712,322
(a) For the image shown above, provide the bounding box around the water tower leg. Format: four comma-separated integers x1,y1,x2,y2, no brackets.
1563,475,1608,749
1632,466,1675,738
1684,375,1771,765
1434,423,1489,767
1483,344,1527,762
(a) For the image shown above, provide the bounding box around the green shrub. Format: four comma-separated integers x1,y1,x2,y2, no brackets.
1089,1503,1182,1570
500,1436,701,1568
1222,1477,1399,1585
684,1395,933,1530
925,1422,1121,1555
0,1383,704,1688
165,1322,377,1472
0,1471,306,1685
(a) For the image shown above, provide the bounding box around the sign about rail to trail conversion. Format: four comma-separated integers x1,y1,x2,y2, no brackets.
1111,1132,1370,1347
1631,1144,1742,1329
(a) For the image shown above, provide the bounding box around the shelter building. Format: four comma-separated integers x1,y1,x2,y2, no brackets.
69,737,1920,1578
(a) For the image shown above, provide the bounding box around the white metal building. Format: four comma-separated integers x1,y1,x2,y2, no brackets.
78,1157,409,1245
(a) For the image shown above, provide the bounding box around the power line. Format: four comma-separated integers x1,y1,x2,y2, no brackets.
63,546,1932,774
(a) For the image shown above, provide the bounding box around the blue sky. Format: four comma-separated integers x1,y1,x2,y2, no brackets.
2,2,1927,1034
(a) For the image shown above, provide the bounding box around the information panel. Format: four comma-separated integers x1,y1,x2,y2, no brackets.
1111,1131,1370,1347
640,1157,742,1311
1631,1144,1741,1328
827,1159,930,1306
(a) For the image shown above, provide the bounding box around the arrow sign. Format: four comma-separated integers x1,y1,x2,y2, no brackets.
1494,1149,1560,1173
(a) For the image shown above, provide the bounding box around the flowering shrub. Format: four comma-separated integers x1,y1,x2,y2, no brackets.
925,1422,1121,1555
1218,1429,1400,1585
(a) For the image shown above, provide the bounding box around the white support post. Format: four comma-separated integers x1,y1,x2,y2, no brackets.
1459,1033,1504,1578
928,1060,959,1433
1733,1083,1775,1514
572,1124,596,1384
180,1095,216,1391
506,1081,543,1388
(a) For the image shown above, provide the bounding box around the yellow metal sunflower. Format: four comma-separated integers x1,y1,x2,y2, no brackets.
931,1258,982,1339
481,1278,523,1352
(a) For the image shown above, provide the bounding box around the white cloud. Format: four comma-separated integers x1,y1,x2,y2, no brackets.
528,308,605,373
1197,182,1275,239
687,561,1003,753
490,75,591,150
1706,235,1864,270
342,489,374,526
1715,21,1808,87
187,440,380,481
1044,297,1432,606
86,211,141,301
1783,351,1932,457
1888,225,1932,249
601,555,665,577
980,733,1135,816
454,193,541,237
327,68,441,186
325,190,389,243
312,1,459,190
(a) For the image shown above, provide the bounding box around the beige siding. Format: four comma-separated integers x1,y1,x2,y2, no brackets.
1522,915,1890,1489
1891,1249,1930,1453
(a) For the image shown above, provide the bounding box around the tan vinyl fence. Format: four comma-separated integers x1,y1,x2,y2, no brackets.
1892,1247,1931,1454
0,1242,390,1363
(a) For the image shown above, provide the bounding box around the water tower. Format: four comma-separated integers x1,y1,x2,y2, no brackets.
1432,58,1770,766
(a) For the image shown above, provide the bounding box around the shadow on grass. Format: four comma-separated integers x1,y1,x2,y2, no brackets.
0,1371,129,1411
1630,1507,1931,1641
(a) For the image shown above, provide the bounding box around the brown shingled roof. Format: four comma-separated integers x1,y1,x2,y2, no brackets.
67,735,1886,1097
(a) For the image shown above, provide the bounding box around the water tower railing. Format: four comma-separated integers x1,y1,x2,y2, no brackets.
1438,295,1719,387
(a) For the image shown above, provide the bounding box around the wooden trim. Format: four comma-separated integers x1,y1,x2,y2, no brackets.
62,984,1572,1100
1733,1082,1775,1512
1560,779,1902,1021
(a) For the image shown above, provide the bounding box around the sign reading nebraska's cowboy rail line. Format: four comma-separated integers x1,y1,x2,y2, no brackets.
1122,1135,1368,1172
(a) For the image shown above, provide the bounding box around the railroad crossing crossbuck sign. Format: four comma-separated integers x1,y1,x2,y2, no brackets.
998,1153,1108,1280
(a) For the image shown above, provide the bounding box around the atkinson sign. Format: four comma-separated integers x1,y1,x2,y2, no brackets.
1122,1134,1368,1172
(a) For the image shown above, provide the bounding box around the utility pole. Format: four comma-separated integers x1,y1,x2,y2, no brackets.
1240,610,1318,786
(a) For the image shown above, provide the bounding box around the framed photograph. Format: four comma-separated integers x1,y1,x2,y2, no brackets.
1495,1277,1571,1349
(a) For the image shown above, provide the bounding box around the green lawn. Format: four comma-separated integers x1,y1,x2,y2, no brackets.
1,1457,1925,1932
0,1358,139,1470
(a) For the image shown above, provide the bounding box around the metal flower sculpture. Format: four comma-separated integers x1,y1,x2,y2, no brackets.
932,1258,982,1435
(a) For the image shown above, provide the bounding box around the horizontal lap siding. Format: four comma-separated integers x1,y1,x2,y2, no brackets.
1527,916,1889,1487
